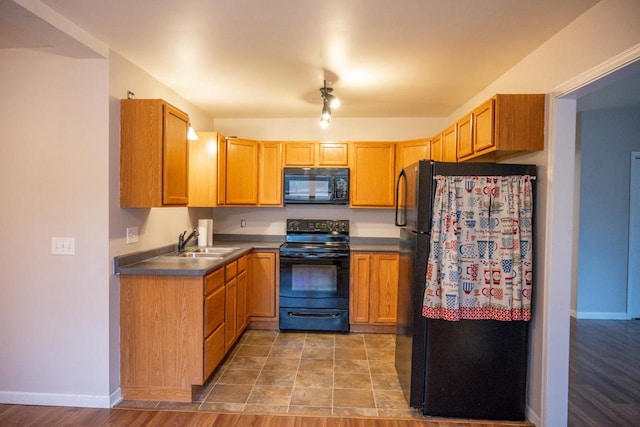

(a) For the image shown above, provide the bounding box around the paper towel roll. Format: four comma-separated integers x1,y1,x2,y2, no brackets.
197,219,208,247
206,219,214,246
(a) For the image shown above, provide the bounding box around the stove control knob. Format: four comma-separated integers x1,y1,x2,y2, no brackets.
288,220,300,231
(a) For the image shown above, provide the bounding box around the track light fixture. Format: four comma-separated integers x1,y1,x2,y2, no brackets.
319,80,339,127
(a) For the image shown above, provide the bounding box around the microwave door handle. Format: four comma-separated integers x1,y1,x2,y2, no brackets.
395,169,407,226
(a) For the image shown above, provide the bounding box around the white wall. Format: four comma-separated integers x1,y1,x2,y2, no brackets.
576,107,640,318
0,49,111,407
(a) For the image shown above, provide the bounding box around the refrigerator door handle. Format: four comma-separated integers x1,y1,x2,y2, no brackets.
395,169,407,226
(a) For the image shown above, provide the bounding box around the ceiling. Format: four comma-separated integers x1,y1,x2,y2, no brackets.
4,0,633,119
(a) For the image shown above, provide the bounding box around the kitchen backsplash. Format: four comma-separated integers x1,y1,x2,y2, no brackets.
211,206,399,238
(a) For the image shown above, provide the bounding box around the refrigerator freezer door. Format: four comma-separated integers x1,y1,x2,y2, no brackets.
423,319,528,420
400,160,433,233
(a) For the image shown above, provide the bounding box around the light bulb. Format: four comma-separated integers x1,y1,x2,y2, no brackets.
187,126,198,140
321,101,331,120
320,117,330,128
327,94,340,109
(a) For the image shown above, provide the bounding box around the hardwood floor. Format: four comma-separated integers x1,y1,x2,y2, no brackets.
0,404,534,427
568,318,640,426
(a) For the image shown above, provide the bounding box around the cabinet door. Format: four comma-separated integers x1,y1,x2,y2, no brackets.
120,99,190,207
431,134,443,162
350,142,396,207
250,251,277,318
456,114,473,159
204,285,225,337
395,138,431,184
204,324,225,379
349,253,371,324
217,136,227,205
225,138,258,205
188,132,220,207
370,253,399,324
473,98,495,153
237,270,249,333
225,277,237,352
318,142,348,166
442,124,457,163
258,142,282,205
284,142,315,166
163,103,190,205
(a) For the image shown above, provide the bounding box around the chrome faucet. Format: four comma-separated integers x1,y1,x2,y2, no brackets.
178,228,199,251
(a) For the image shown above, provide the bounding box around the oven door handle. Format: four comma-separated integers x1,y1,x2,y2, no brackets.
286,312,341,319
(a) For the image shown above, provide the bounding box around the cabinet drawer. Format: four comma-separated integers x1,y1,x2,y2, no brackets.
237,255,247,273
204,285,225,337
225,260,238,279
205,268,224,295
204,323,225,379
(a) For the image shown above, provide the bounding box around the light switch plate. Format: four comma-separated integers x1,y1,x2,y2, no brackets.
126,227,139,244
52,237,75,255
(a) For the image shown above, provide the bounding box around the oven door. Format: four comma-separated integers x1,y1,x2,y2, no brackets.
279,254,349,309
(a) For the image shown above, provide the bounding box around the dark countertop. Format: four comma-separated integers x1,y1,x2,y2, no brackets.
114,235,398,277
114,241,281,276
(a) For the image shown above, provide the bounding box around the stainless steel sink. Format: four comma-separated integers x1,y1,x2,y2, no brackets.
187,247,241,254
177,253,225,259
165,246,242,259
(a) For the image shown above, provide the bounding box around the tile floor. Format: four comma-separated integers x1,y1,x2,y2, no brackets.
118,329,421,418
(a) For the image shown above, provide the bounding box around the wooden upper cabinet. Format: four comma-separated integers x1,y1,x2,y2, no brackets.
284,142,315,166
188,132,222,207
224,138,259,205
283,141,348,166
431,134,443,161
258,142,282,206
317,142,348,166
120,99,190,207
350,142,396,207
472,98,495,153
442,124,457,163
395,138,431,175
456,114,473,159
457,94,545,161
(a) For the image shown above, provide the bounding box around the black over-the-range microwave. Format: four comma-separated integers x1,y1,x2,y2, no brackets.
283,167,349,205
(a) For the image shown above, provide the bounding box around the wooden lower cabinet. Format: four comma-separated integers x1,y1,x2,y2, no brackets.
350,252,399,331
120,268,224,402
225,255,250,352
224,276,237,353
248,250,279,329
120,253,257,403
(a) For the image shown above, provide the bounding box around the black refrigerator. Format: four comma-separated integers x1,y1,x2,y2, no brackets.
394,160,535,420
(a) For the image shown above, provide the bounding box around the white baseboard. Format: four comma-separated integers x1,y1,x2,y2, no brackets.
574,311,630,320
0,391,111,408
526,406,541,427
110,387,122,408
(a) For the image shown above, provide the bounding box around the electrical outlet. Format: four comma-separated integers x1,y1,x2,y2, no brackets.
126,227,139,244
240,219,246,228
52,237,75,255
